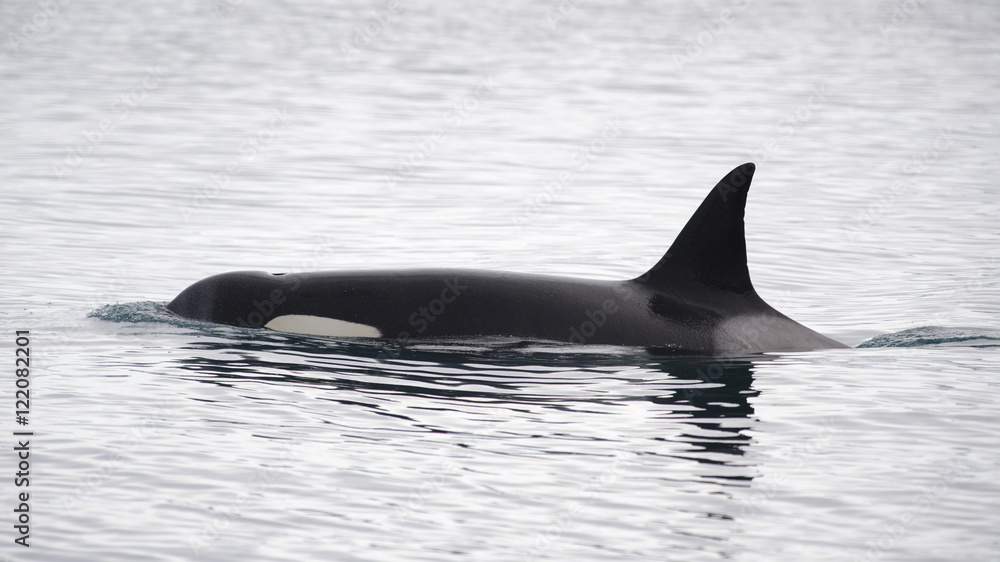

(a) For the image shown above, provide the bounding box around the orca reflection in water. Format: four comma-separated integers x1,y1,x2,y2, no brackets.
173,336,762,466
166,163,846,353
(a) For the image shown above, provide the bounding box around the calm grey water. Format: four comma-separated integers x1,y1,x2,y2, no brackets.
2,0,999,560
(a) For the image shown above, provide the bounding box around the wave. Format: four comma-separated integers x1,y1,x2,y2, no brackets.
88,301,172,324
858,326,1000,348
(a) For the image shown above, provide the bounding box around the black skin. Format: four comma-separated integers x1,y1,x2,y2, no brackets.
166,164,847,353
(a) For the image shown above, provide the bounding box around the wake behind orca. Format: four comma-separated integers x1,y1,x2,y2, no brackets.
166,163,847,353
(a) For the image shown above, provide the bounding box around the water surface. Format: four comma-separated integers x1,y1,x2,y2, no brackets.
2,0,998,560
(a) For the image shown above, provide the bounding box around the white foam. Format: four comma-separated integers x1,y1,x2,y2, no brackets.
264,315,382,338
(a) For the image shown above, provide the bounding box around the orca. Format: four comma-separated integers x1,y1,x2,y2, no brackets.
165,163,847,353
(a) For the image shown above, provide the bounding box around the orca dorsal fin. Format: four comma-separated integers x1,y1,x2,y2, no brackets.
634,163,757,294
